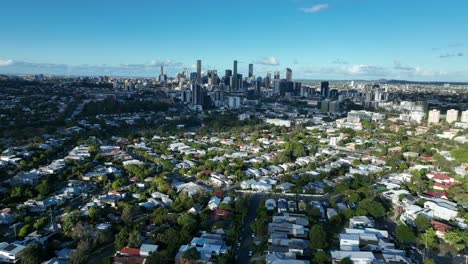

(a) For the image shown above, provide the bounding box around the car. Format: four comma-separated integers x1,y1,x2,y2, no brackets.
248,251,253,257
251,233,255,238
237,242,241,247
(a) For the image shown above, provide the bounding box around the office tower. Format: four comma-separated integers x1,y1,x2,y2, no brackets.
446,109,459,123
462,110,468,123
159,66,167,83
196,60,202,84
320,100,330,113
227,96,241,109
265,72,271,89
321,81,330,98
428,109,440,124
286,68,292,82
183,68,189,78
190,72,198,82
329,101,340,113
236,74,243,91
248,64,254,78
232,60,238,90
274,71,280,80
225,69,232,78
191,83,203,106
224,70,232,87
256,77,262,94
273,80,281,95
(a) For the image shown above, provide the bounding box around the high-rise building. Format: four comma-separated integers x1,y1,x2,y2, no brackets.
196,60,202,84
321,81,330,98
183,68,189,78
265,72,271,89
248,64,254,78
428,109,440,124
191,83,203,106
256,77,262,94
320,100,330,113
329,101,340,113
446,109,459,123
286,68,292,82
158,65,167,83
461,110,468,123
225,69,232,78
227,96,241,109
274,71,280,80
233,60,238,90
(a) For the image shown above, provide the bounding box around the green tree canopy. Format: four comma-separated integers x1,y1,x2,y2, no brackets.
396,224,416,244
309,224,328,249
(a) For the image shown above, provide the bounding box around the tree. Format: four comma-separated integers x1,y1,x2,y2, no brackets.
177,213,198,233
88,206,98,220
70,240,93,264
341,257,353,264
396,224,416,244
182,247,200,260
128,229,141,248
309,225,328,249
33,217,48,230
314,251,331,264
358,198,386,218
115,229,129,251
414,215,432,233
423,258,436,264
121,205,139,225
18,224,32,238
21,243,43,264
417,228,437,249
444,230,465,251
63,210,80,236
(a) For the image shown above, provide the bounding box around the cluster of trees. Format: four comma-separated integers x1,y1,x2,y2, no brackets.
80,98,170,116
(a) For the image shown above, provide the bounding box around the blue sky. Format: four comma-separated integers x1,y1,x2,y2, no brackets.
0,0,467,81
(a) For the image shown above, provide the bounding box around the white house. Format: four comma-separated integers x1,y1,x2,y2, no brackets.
424,199,458,221
208,196,221,210
331,250,375,264
0,242,25,263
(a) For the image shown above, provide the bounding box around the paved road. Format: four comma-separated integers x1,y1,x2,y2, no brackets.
236,194,261,264
88,243,115,264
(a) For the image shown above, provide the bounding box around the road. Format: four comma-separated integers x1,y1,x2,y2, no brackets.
88,243,115,264
236,194,261,264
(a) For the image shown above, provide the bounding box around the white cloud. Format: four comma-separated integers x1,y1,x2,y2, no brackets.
254,56,280,66
438,52,463,58
299,4,329,13
144,59,182,67
331,58,349,65
393,60,414,71
0,59,15,67
345,64,389,76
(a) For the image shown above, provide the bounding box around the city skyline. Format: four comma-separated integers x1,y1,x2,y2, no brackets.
0,0,467,81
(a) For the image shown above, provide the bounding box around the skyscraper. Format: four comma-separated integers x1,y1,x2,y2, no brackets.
196,60,202,84
265,72,271,89
159,65,167,83
274,71,280,80
183,68,189,78
233,60,238,90
321,81,330,98
248,64,254,78
286,68,292,82
192,83,203,106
